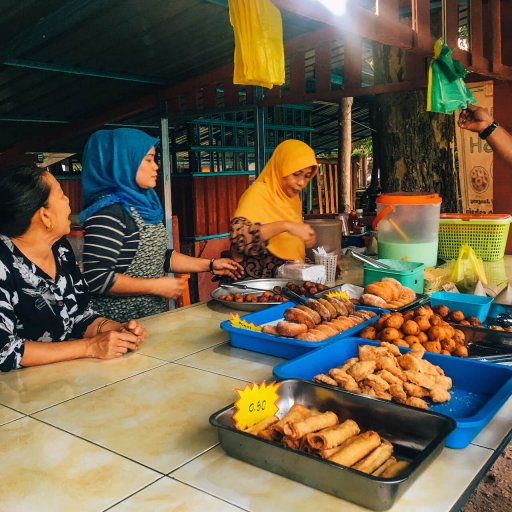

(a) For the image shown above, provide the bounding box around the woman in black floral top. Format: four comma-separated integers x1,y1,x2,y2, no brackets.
0,166,146,372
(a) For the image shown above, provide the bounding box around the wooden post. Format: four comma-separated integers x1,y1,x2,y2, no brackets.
339,97,353,212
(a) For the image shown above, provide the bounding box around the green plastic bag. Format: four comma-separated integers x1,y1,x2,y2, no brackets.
427,39,476,114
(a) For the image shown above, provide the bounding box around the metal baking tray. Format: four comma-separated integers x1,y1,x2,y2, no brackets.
314,284,429,313
454,323,512,350
211,278,305,312
210,378,455,511
273,338,512,449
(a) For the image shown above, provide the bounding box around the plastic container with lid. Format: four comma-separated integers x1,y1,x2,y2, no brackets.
303,218,342,258
373,192,442,266
438,213,512,261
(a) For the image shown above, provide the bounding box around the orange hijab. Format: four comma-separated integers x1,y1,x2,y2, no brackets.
234,139,318,260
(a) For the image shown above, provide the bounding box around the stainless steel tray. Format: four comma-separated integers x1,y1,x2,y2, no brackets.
210,278,304,312
210,379,455,511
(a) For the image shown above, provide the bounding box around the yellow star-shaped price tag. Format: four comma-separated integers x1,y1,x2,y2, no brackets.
325,290,350,300
230,313,262,332
233,381,281,430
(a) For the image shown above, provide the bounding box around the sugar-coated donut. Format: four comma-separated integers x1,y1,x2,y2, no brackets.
276,320,308,337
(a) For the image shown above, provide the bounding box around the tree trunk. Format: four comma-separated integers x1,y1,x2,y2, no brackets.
371,89,458,211
339,97,353,212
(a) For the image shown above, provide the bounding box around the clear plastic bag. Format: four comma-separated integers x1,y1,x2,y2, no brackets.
275,263,326,284
449,244,487,293
228,0,285,89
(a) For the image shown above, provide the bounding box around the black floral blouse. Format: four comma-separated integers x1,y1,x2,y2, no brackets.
230,217,286,278
0,235,99,372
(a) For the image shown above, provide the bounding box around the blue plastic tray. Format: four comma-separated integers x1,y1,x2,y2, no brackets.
429,291,493,322
220,302,384,359
273,337,512,448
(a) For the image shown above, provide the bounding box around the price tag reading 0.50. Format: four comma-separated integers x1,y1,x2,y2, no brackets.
233,381,281,430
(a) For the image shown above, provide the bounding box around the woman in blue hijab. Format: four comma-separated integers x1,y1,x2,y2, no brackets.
80,128,243,322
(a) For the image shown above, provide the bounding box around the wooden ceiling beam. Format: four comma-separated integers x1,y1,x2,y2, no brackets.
273,0,414,50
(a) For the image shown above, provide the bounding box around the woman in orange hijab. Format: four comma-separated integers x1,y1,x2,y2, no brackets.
230,139,318,278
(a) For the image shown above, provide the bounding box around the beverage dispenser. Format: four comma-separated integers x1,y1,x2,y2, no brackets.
372,192,442,266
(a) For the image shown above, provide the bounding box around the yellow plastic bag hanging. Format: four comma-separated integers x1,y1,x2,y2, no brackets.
450,244,488,292
228,0,285,89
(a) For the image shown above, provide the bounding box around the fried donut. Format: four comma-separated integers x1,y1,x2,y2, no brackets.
402,320,420,336
467,316,482,327
296,331,326,342
276,320,308,337
450,310,465,323
414,315,431,332
317,298,338,318
330,317,354,331
352,310,373,321
283,307,316,329
306,328,329,341
295,304,321,324
381,278,402,300
360,293,388,309
305,299,331,321
323,321,343,333
432,305,449,319
379,327,401,342
360,326,377,340
314,324,338,337
399,286,416,302
364,283,394,303
324,297,348,317
262,324,278,335
340,298,356,314
384,313,404,329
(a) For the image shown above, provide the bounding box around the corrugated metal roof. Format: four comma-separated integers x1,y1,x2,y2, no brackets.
0,0,366,158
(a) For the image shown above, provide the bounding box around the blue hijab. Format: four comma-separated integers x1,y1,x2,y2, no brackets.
79,128,163,224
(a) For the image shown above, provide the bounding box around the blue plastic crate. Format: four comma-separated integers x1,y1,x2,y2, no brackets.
220,302,384,359
273,337,512,448
429,291,493,322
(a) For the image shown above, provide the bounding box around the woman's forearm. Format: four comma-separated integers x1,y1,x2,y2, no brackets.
107,273,162,295
168,252,209,273
486,126,512,167
21,340,89,367
259,220,292,241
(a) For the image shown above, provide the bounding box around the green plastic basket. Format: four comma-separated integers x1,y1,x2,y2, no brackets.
438,214,512,261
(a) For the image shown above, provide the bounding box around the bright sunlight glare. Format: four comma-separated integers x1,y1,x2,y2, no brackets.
316,0,347,16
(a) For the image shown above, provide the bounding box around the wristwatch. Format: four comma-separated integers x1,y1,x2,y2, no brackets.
479,121,499,140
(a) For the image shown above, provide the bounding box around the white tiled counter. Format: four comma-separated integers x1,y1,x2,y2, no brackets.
1,257,511,511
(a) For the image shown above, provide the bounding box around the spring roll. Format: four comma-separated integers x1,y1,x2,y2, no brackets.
269,404,312,441
306,419,360,450
283,411,339,439
318,445,351,459
328,431,381,467
352,440,394,474
245,415,278,436
257,428,274,441
281,435,301,449
372,456,397,477
380,460,410,478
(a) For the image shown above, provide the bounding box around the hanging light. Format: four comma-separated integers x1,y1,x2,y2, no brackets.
316,0,347,16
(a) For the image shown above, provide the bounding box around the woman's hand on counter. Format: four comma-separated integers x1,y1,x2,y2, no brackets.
85,328,143,359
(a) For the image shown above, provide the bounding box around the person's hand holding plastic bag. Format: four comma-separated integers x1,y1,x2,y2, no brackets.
450,244,487,293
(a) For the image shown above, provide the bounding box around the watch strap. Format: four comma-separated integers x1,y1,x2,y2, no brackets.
479,121,499,140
